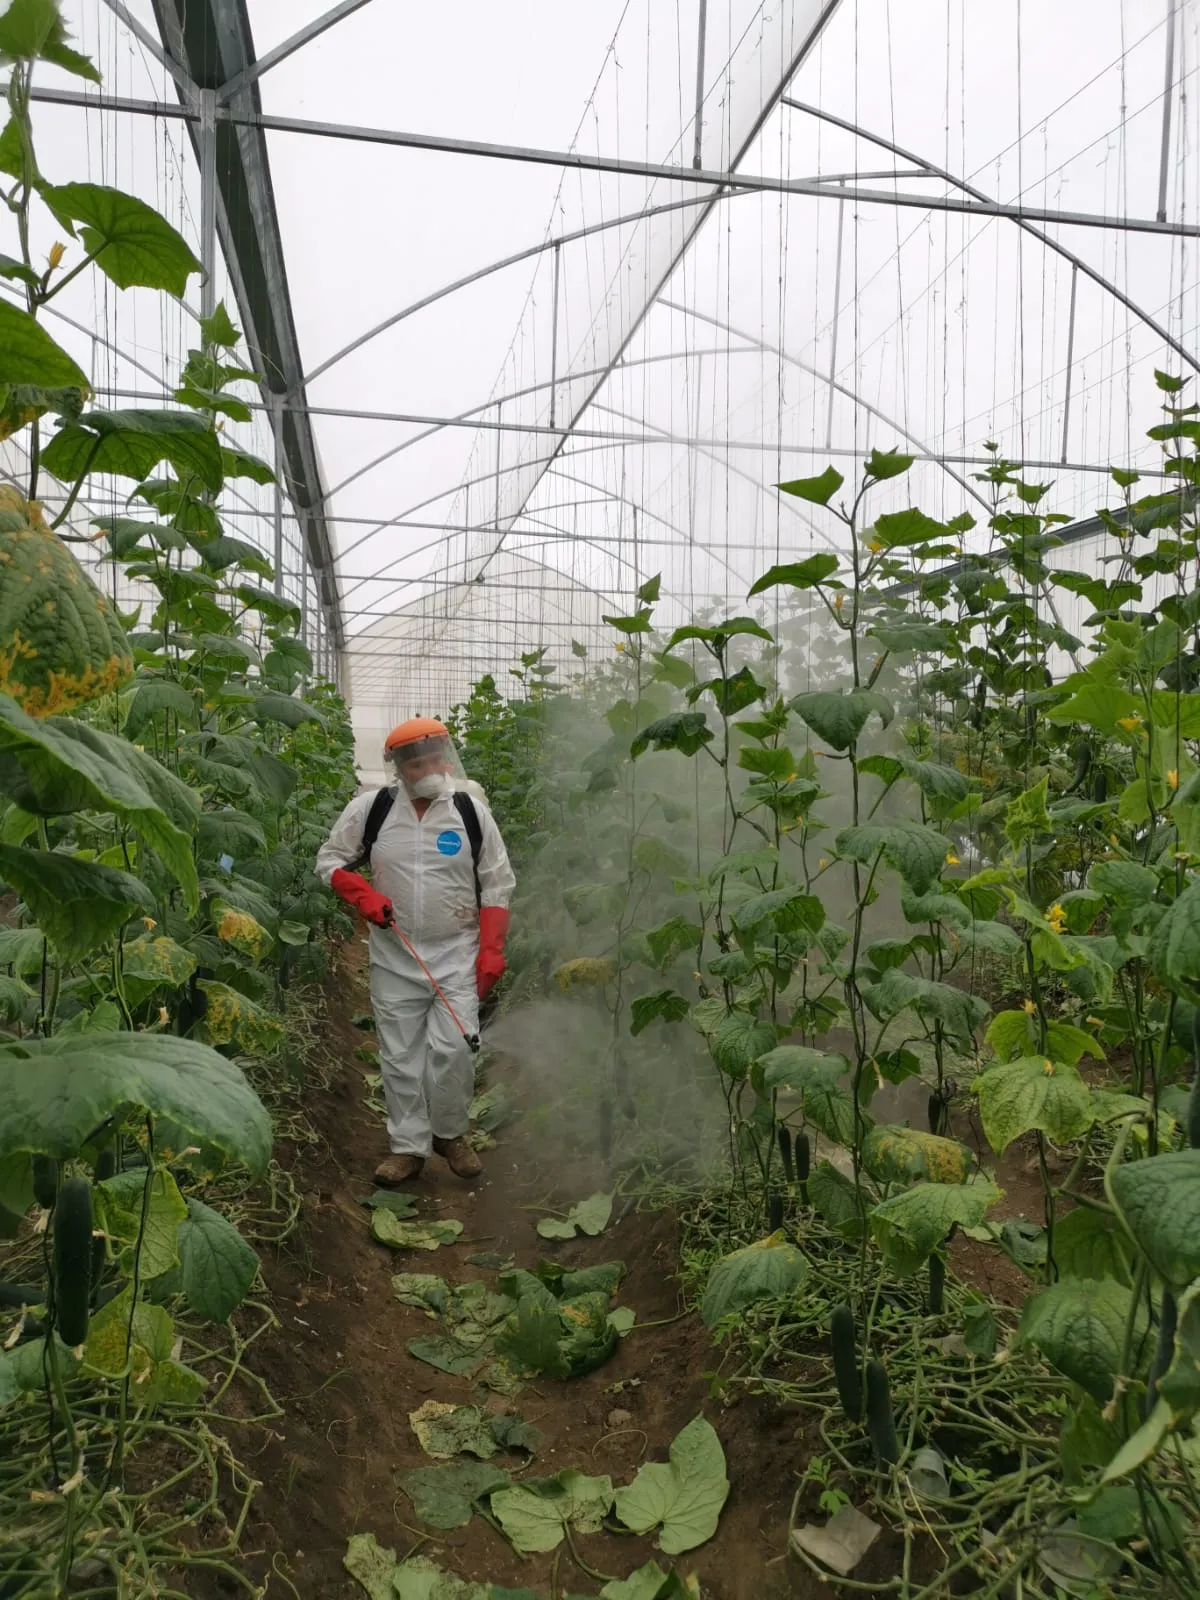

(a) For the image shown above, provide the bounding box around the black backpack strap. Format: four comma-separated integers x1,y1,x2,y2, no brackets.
347,786,396,872
452,791,484,909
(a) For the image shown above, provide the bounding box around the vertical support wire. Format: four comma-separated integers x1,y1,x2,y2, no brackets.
692,0,708,170
825,180,847,450
1060,262,1078,465
1158,0,1178,225
549,241,561,431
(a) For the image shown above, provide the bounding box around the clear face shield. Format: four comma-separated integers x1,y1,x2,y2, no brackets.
385,732,468,801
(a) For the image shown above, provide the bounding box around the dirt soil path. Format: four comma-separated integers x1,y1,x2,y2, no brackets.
221,940,858,1599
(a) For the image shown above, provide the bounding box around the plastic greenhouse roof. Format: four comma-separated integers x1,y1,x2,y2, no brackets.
2,0,1198,765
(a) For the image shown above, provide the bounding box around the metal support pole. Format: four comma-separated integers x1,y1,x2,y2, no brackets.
549,241,561,430
1158,0,1178,224
692,0,709,169
198,88,217,319
272,396,284,597
826,180,846,449
1061,263,1078,465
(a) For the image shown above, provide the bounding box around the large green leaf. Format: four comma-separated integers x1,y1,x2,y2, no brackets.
41,183,200,296
42,410,224,494
0,0,99,80
630,711,713,760
871,507,950,547
808,1160,867,1240
1053,1205,1134,1286
870,1181,1000,1275
972,1056,1093,1154
0,1031,271,1175
248,691,323,730
0,495,132,717
195,980,284,1055
1148,878,1200,1003
177,1197,259,1321
0,845,154,962
1110,1151,1200,1288
491,1470,613,1554
835,820,950,893
1016,1279,1145,1405
775,466,843,504
124,679,197,739
862,1125,972,1185
94,1167,187,1279
860,967,988,1043
857,752,970,803
0,299,89,389
0,697,198,910
708,1010,777,1078
789,688,893,751
748,553,840,595
613,1416,729,1555
699,1236,808,1328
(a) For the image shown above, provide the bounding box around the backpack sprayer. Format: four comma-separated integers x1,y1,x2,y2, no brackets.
384,917,481,1053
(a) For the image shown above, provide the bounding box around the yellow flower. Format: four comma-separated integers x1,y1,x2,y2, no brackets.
788,771,797,781
1086,1016,1103,1028
945,851,961,865
615,643,625,652
834,593,845,613
158,1006,169,1026
1168,768,1179,789
142,916,156,931
1043,1059,1055,1077
1046,902,1068,933
1117,715,1141,732
1110,832,1120,846
868,538,883,553
818,858,828,870
47,241,66,270
1023,999,1037,1015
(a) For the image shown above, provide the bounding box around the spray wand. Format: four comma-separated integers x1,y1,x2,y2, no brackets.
384,918,481,1053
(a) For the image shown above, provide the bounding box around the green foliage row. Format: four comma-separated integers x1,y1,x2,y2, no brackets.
0,12,358,1593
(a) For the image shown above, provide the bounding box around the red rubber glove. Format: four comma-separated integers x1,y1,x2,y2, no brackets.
477,905,509,998
331,868,393,928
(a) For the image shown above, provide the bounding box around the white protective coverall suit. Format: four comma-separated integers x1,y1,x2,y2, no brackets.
316,786,515,1157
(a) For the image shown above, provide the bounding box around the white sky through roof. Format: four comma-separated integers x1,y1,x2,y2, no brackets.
1,0,1196,775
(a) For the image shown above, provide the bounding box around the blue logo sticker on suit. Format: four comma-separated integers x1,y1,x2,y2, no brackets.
436,831,463,856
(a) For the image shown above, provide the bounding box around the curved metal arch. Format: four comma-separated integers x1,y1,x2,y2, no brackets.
320,344,740,508
305,189,754,389
782,97,1200,376
338,519,644,617
655,298,993,514
342,548,625,635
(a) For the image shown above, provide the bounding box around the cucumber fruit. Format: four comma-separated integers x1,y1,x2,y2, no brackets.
865,1358,899,1466
830,1303,863,1422
767,1188,784,1233
928,1251,945,1314
1146,1289,1178,1419
52,1177,93,1347
795,1131,811,1204
31,1155,58,1210
777,1126,795,1185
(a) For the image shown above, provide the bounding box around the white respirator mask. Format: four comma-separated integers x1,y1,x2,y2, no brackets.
409,772,450,800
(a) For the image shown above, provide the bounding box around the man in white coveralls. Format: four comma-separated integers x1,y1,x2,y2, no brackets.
316,717,515,1185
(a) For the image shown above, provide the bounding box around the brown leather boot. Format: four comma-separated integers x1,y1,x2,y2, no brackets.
432,1135,482,1179
375,1153,424,1186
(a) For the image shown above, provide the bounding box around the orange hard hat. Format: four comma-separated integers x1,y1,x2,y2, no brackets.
385,716,449,752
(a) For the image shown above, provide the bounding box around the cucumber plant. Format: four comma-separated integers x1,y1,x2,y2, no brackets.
0,10,357,1593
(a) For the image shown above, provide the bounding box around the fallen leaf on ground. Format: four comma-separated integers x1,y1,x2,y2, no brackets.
613,1415,729,1555
536,1191,613,1240
371,1211,463,1251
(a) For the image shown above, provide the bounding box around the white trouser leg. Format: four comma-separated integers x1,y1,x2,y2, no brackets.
369,961,436,1156
427,973,479,1141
